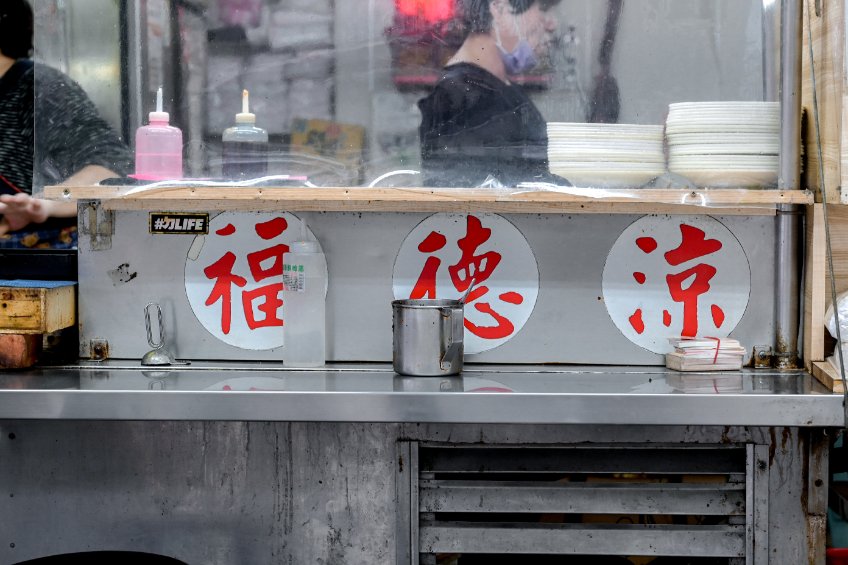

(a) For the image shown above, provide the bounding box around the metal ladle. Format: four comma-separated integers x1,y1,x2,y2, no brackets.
459,275,477,304
141,302,175,366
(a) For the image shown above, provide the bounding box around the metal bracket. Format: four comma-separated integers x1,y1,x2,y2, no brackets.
79,201,114,251
88,338,109,360
772,351,800,370
753,345,773,368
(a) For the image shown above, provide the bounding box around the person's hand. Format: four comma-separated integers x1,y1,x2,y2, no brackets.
0,166,115,235
0,193,51,235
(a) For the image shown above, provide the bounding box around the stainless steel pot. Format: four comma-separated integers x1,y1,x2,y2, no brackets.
392,299,464,376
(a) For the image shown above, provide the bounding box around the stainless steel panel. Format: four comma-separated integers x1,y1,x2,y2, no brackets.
0,365,839,425
420,445,746,474
419,523,746,557
419,481,745,515
745,444,755,563
752,444,770,564
1,388,839,425
0,421,398,564
77,212,777,365
396,441,414,565
0,422,823,563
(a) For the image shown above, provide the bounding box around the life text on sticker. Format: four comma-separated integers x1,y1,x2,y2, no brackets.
149,212,210,235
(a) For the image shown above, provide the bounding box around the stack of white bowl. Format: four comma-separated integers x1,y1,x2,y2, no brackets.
666,101,780,188
546,123,666,188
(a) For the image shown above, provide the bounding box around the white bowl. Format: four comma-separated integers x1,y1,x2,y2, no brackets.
668,101,780,111
668,144,778,156
549,160,667,170
665,124,780,135
547,123,665,139
667,116,779,127
548,122,664,132
666,132,779,145
549,167,664,188
548,139,664,149
669,167,778,188
548,133,664,143
668,155,779,168
548,150,665,163
667,107,779,117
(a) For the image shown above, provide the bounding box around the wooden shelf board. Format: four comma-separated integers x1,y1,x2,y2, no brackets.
812,360,845,393
44,185,813,215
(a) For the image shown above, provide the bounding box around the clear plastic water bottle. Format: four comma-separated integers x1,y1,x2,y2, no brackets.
134,87,183,181
222,89,269,180
282,227,327,367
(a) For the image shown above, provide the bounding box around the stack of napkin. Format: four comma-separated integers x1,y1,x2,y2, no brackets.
665,337,745,371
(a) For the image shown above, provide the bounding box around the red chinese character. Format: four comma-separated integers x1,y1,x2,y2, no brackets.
204,217,292,334
666,264,717,337
241,283,284,330
664,225,722,266
255,217,288,240
448,215,501,292
241,217,291,328
247,245,288,282
409,216,525,341
463,288,524,340
629,224,725,337
411,231,447,299
664,225,722,337
204,251,247,335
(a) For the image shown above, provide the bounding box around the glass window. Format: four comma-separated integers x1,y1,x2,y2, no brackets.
30,0,773,190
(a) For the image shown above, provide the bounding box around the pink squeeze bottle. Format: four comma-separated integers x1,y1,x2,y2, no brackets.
134,87,183,181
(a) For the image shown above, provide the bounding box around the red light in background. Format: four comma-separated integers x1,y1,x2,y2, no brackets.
396,0,455,23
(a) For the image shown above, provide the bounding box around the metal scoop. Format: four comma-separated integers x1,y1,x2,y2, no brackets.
141,302,174,366
459,276,477,304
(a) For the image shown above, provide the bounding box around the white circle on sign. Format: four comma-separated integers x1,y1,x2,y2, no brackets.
184,212,326,350
602,215,750,354
393,213,539,354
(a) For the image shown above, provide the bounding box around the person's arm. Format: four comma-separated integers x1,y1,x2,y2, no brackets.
0,67,133,235
34,66,133,189
0,164,117,235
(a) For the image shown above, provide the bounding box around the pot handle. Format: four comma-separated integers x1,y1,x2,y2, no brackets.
440,307,465,370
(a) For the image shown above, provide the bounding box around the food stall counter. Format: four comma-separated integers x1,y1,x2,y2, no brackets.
0,362,840,426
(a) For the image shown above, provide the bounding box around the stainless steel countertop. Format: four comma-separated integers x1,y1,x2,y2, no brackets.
0,362,841,426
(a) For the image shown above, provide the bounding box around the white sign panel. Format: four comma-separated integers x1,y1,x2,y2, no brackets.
184,212,324,350
393,213,539,354
602,215,751,354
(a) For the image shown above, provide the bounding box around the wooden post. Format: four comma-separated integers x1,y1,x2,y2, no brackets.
802,0,844,203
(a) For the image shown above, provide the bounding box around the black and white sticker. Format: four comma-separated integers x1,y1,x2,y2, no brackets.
149,213,209,235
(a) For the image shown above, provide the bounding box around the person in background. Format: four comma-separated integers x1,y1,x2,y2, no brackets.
0,0,132,248
418,0,562,188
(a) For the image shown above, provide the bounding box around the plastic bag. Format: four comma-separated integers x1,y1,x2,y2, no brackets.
825,290,848,342
825,291,848,376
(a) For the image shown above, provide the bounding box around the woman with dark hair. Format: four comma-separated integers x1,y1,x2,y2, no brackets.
0,0,132,248
418,0,562,188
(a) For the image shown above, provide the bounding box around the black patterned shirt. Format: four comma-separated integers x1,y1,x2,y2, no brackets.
0,60,132,195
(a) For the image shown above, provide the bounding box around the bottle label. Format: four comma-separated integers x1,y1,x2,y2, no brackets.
283,263,306,292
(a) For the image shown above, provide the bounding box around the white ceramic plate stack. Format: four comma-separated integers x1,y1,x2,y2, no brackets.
666,101,780,188
547,123,666,188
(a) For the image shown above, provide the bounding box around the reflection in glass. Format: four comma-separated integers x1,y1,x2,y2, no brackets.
32,0,768,188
